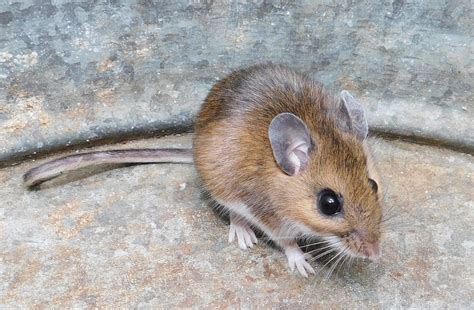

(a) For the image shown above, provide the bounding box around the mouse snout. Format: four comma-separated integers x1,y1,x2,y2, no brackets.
362,240,380,260
353,229,381,260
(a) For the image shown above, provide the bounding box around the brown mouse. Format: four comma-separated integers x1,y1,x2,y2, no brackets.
24,64,383,277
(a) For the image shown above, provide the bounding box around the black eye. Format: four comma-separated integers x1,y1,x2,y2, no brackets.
368,178,378,193
318,189,342,216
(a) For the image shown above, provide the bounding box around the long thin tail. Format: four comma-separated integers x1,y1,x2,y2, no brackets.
24,148,193,188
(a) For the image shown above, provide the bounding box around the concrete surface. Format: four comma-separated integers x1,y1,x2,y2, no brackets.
1,1,473,308
1,134,472,308
1,1,473,164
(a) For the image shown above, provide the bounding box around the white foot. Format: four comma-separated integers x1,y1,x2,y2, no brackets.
283,242,315,277
228,213,258,250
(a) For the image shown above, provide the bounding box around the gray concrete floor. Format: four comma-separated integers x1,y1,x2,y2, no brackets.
1,134,472,308
1,1,473,308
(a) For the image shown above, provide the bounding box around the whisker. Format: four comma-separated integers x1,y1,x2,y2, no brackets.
325,247,350,279
346,255,356,273
337,251,352,275
299,240,332,248
300,236,339,244
305,243,337,256
301,241,334,251
316,247,346,279
308,247,337,263
310,238,343,261
381,203,398,221
261,235,338,241
381,213,400,223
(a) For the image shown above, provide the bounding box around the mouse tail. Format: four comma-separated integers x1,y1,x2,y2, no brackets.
23,148,193,188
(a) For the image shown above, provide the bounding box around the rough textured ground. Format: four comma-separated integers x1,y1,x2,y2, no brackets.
1,1,472,163
1,1,473,308
0,134,472,308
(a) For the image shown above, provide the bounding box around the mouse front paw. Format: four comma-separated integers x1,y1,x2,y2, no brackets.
283,244,315,278
228,213,258,250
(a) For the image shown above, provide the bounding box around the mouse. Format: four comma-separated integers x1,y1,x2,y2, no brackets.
24,64,383,277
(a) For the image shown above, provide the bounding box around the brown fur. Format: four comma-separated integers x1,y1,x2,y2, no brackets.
194,64,382,256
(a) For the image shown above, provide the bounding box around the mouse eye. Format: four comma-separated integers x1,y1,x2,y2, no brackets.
318,189,342,216
368,178,378,193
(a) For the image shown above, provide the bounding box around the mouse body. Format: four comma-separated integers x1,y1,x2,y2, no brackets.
24,64,383,277
194,64,382,276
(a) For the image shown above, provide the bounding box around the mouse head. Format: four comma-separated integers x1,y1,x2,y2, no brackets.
269,90,382,261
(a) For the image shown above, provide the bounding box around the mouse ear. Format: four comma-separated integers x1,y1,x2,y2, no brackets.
268,113,314,176
336,90,369,141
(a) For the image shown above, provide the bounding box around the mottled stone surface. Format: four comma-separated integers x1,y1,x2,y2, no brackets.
0,1,472,163
1,1,473,307
0,135,472,308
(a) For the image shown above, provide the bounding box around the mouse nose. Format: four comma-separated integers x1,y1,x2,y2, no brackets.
364,240,381,260
354,229,381,260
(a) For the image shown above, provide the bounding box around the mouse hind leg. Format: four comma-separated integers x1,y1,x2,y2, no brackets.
213,199,259,250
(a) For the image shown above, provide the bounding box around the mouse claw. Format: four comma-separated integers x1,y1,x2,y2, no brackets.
228,213,258,250
284,244,315,277
228,224,236,243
